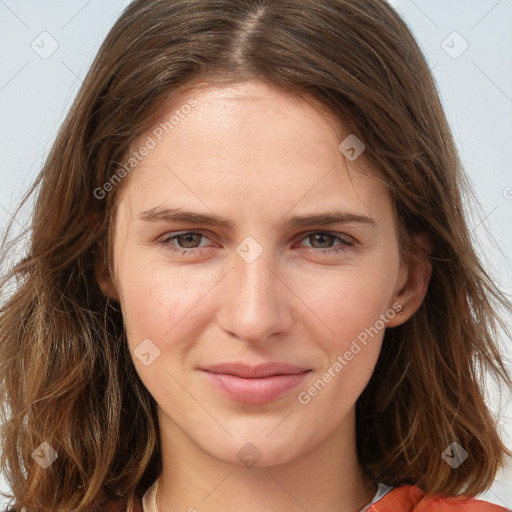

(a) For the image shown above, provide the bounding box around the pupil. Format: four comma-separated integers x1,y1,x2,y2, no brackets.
312,234,332,248
179,234,199,248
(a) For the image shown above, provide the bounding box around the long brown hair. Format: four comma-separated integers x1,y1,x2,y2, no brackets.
1,0,510,510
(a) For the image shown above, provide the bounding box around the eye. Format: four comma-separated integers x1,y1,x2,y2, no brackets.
296,232,355,254
158,231,214,255
157,230,355,257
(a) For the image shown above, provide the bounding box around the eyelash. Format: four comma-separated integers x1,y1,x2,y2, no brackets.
157,230,355,256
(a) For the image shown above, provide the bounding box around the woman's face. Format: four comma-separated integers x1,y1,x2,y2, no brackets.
104,79,411,466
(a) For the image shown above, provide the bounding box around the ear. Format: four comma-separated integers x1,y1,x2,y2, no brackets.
387,232,432,327
94,246,121,303
89,214,121,303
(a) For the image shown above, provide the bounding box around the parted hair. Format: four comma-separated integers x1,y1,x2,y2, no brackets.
1,0,511,510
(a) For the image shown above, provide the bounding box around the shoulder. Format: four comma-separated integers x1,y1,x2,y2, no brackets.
370,484,510,511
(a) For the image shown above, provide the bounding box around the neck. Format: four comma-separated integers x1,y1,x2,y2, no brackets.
155,406,376,512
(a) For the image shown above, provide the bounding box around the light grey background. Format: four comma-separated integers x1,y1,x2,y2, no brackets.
0,0,511,508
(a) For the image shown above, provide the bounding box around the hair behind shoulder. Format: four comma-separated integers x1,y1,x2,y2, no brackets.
1,0,510,510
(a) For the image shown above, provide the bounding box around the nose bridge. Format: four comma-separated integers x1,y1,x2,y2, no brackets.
237,245,273,305
217,236,292,343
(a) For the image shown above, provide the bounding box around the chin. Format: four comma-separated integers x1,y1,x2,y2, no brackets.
204,432,306,468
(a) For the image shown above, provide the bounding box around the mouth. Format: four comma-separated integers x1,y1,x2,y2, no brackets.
201,362,310,378
200,362,311,405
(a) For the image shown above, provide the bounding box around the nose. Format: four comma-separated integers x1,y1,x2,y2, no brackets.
216,241,295,345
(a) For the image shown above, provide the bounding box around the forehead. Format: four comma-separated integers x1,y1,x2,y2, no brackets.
116,79,391,224
133,79,346,167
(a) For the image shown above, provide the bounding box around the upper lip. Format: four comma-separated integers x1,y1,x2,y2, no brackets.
201,362,310,378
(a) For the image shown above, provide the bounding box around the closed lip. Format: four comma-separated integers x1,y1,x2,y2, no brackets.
200,362,310,378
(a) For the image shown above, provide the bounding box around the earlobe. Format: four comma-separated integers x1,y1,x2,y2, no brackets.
387,233,432,327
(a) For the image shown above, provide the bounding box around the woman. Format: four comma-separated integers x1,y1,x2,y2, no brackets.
1,1,510,510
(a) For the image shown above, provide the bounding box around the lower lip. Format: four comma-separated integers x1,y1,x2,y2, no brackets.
201,370,311,405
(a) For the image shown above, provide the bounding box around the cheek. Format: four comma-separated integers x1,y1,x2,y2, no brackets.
116,254,219,349
297,264,398,346
115,257,220,401
291,254,398,403
295,273,388,415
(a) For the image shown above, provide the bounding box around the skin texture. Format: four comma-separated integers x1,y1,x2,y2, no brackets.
98,79,431,512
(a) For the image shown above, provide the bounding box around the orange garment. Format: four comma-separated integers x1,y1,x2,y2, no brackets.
368,485,510,511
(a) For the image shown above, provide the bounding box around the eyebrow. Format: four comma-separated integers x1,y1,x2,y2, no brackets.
138,207,377,229
138,207,376,228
